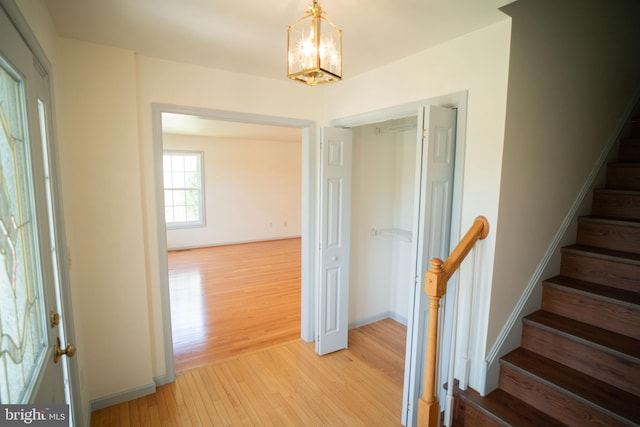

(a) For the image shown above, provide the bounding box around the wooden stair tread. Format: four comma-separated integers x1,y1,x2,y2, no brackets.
454,384,567,427
562,244,640,265
608,162,640,168
501,348,640,424
579,215,640,227
523,310,640,361
594,188,640,195
607,162,640,168
544,275,640,307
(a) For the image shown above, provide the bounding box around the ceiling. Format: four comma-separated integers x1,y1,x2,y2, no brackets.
44,0,514,139
45,0,513,82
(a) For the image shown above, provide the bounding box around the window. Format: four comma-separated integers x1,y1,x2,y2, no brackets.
163,151,204,227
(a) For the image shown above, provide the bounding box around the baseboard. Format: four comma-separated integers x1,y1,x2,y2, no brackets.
348,311,408,329
89,382,156,412
167,235,302,251
154,373,174,387
389,311,408,326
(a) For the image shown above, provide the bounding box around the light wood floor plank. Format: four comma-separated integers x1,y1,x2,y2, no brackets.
91,239,407,425
168,239,301,372
92,323,406,426
146,394,162,427
118,402,130,427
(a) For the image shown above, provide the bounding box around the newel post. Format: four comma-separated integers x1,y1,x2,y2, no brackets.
418,258,447,426
416,215,490,427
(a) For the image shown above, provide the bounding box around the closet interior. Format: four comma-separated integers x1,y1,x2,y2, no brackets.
349,116,418,328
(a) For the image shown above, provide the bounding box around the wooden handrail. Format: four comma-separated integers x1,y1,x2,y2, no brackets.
417,216,489,427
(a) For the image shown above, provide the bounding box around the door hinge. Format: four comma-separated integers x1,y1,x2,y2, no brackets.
422,129,427,139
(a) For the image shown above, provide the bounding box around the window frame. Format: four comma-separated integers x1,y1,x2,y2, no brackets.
162,150,205,229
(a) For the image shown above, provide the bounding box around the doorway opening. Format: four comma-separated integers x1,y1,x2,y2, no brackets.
152,105,316,381
331,93,466,427
160,113,303,371
344,115,417,418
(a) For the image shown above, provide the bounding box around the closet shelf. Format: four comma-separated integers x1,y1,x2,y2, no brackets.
371,227,412,242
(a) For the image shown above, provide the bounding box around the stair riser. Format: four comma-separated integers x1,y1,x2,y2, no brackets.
606,167,640,190
560,252,640,292
619,140,640,162
453,399,504,427
592,192,640,219
542,287,640,340
521,325,640,397
577,221,640,254
499,365,629,427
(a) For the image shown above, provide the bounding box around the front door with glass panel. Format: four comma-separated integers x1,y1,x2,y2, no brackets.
0,3,73,412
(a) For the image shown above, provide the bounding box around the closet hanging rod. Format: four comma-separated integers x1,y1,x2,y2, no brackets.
374,124,417,135
371,227,412,242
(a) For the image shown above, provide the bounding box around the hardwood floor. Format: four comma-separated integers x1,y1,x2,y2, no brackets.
91,319,407,426
91,238,407,425
168,239,302,372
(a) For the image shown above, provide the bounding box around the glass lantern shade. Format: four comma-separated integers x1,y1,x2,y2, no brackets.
287,2,342,85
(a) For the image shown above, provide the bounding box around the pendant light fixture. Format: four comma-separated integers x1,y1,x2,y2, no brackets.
287,0,342,85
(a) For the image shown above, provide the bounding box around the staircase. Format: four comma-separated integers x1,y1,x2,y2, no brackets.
452,115,640,426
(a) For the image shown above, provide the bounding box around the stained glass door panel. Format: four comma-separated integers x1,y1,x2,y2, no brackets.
0,52,48,403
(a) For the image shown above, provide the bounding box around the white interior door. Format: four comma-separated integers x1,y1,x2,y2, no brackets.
316,127,352,355
402,105,457,426
0,3,74,415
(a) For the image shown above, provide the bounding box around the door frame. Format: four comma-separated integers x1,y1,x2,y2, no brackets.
151,104,316,382
331,91,468,426
0,0,82,423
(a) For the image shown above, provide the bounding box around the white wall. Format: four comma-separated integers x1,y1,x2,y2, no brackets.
53,37,155,408
163,133,302,249
324,20,512,392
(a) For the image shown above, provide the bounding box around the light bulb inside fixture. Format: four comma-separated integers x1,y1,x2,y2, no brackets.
286,0,342,85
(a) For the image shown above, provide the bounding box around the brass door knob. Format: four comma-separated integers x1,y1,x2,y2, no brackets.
54,337,76,363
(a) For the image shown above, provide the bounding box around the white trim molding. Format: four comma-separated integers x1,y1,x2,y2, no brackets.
89,382,156,412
